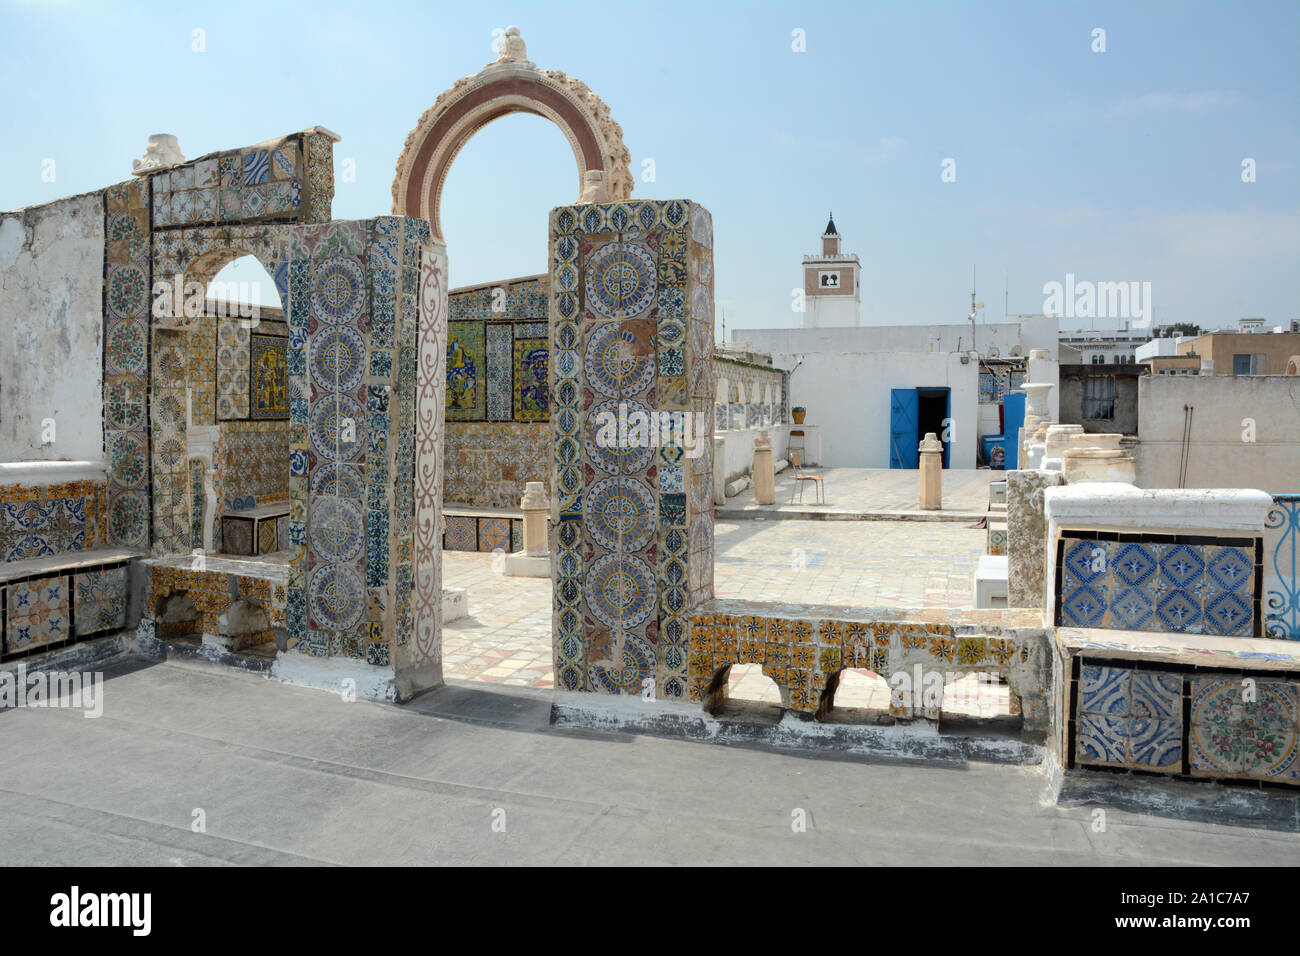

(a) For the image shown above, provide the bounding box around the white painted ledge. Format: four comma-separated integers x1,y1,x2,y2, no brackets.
0,460,106,486
1044,483,1272,535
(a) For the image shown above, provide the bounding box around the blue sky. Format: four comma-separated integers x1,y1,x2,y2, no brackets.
3,0,1297,334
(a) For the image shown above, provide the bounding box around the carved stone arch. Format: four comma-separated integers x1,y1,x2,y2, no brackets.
391,27,632,241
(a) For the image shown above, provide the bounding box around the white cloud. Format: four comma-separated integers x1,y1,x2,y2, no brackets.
1109,90,1242,116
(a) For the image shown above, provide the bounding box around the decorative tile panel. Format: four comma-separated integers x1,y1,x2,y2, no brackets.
5,575,71,654
549,200,713,699
0,481,106,562
1056,532,1262,637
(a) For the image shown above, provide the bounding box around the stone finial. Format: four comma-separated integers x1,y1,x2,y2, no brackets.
521,481,548,510
919,432,944,454
579,170,608,203
131,133,186,177
496,25,530,65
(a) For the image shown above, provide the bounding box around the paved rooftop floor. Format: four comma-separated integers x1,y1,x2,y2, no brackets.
1,658,1292,865
719,467,1000,520
443,518,987,688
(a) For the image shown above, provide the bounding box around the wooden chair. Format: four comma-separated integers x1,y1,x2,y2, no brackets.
789,452,824,504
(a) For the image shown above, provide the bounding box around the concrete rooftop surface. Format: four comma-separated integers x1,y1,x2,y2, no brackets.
0,657,1295,866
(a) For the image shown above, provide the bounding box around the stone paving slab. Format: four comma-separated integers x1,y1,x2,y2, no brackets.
443,518,991,688
720,467,999,521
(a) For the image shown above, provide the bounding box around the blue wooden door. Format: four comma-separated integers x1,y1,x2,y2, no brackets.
889,388,919,468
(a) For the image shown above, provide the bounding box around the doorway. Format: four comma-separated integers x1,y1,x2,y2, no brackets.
889,387,950,468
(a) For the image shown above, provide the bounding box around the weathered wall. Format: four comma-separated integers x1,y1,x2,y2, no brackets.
1133,375,1300,492
1058,364,1141,435
0,193,106,463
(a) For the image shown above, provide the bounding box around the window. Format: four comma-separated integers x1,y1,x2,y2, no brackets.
1082,375,1116,419
1232,353,1267,375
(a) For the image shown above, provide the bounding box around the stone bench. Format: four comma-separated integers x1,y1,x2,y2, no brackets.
221,502,289,556
1,547,139,659
1057,626,1300,787
689,599,1051,740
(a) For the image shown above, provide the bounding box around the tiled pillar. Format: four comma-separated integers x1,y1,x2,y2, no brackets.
549,200,714,700
102,179,153,551
283,217,441,698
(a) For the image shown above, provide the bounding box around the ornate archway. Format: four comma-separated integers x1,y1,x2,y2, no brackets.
391,27,632,240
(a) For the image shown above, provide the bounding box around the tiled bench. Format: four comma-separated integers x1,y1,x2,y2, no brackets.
1059,627,1300,786
0,548,139,660
689,599,1051,739
221,502,289,556
442,508,524,553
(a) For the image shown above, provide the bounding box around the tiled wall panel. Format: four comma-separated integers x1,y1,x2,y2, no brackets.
1056,532,1261,637
0,481,106,562
549,200,713,700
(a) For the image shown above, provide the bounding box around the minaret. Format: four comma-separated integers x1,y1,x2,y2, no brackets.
802,213,861,328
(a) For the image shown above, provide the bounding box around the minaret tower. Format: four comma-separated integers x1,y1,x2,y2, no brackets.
801,213,861,328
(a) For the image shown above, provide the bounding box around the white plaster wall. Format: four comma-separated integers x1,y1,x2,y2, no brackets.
0,193,105,463
764,350,978,468
1133,375,1300,493
737,315,1059,362
806,293,860,329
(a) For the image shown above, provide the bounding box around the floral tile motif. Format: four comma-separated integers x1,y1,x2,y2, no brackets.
446,321,485,421
1188,676,1300,781
1057,533,1260,637
0,481,105,562
249,334,289,420
5,575,70,653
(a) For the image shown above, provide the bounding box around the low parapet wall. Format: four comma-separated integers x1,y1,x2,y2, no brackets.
689,599,1053,742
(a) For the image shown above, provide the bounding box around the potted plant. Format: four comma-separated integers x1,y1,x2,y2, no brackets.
791,406,807,424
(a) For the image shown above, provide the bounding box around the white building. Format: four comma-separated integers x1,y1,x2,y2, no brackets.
1057,327,1148,365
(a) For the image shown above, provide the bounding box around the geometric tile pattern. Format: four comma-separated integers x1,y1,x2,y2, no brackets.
549,199,714,700
1264,494,1300,640
4,575,71,655
1056,533,1260,637
149,137,302,230
439,514,523,553
0,480,106,562
73,565,129,637
1073,664,1183,771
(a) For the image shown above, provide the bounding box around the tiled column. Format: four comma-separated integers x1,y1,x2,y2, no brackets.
282,217,439,698
549,200,714,700
102,179,153,551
